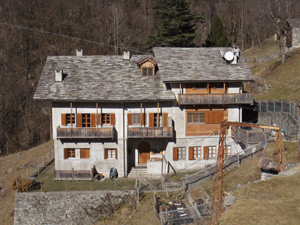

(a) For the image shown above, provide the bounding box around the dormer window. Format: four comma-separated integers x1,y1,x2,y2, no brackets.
138,58,157,77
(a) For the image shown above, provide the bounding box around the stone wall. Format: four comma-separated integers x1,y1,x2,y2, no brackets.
14,190,134,225
245,52,281,63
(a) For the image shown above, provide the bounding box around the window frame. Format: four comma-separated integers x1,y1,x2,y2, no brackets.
66,113,75,125
225,145,231,156
208,146,217,158
82,113,91,127
193,146,202,159
101,113,111,125
64,148,75,159
132,113,142,125
104,148,118,160
178,147,186,160
187,112,205,125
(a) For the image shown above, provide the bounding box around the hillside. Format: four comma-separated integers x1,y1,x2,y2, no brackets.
0,140,53,225
244,39,300,100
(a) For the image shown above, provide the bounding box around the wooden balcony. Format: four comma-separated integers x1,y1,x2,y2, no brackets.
57,127,115,139
178,93,254,105
127,127,173,138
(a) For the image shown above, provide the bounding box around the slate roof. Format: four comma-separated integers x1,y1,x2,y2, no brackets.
153,47,254,82
34,55,175,102
287,19,300,28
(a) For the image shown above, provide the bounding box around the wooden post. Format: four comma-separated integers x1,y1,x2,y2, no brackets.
96,103,98,127
70,102,73,127
140,103,143,127
157,102,160,126
72,168,74,181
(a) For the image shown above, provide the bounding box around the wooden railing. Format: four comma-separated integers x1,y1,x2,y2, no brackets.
57,127,115,139
127,127,173,138
178,93,253,105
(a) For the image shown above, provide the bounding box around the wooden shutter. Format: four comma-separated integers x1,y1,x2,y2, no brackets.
115,149,117,159
110,113,115,125
97,114,101,126
142,113,146,125
64,149,68,159
205,111,224,124
104,149,108,159
91,114,96,127
80,149,90,159
80,149,85,158
163,113,168,127
61,114,67,126
149,113,154,127
128,113,132,125
173,147,178,161
204,146,209,159
76,114,82,127
189,147,194,160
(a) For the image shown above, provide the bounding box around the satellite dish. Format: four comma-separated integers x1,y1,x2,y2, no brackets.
224,51,234,61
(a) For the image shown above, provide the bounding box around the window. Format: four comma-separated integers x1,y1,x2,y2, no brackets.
132,113,141,125
208,146,217,158
102,113,110,125
194,83,207,89
82,114,91,127
104,148,118,159
173,147,186,160
142,67,154,77
193,146,202,159
225,145,231,156
149,113,168,127
64,149,75,159
66,114,75,125
187,112,205,124
154,113,163,127
80,149,90,159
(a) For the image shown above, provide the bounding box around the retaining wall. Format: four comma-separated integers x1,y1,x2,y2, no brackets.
14,190,134,225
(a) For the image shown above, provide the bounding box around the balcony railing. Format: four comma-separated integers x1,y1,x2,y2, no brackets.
57,127,115,139
178,93,254,105
127,127,173,138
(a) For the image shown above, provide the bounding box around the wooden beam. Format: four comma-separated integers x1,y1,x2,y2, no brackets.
96,103,98,127
157,102,160,126
70,102,72,128
140,103,143,127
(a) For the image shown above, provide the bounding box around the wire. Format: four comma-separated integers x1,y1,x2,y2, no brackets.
0,22,149,55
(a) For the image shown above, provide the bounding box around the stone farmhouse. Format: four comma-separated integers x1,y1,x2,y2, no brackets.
34,47,254,180
286,19,300,50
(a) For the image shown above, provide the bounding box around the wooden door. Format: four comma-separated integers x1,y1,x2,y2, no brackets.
138,141,150,164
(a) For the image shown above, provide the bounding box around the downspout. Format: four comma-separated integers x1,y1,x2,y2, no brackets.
122,102,126,177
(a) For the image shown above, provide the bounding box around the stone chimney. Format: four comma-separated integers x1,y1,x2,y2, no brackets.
55,70,63,82
76,49,83,56
123,50,130,60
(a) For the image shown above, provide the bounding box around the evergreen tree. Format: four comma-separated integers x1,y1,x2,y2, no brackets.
146,0,204,47
204,15,231,47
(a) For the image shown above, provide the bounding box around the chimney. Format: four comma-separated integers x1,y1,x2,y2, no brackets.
123,50,130,60
76,49,83,56
231,47,240,65
55,70,63,82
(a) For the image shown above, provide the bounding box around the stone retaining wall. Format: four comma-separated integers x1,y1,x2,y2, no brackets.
245,52,280,63
14,190,134,225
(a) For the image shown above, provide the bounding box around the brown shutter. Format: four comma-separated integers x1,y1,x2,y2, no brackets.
205,111,224,124
80,149,85,158
98,114,101,126
61,114,67,126
115,149,117,159
163,113,168,127
110,113,115,125
189,147,194,160
128,113,132,125
91,114,96,127
173,147,178,161
86,149,90,158
64,149,68,159
77,114,82,127
204,146,209,159
104,149,108,159
142,113,146,125
149,113,154,127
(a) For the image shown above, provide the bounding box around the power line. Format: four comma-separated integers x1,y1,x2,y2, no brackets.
0,22,148,55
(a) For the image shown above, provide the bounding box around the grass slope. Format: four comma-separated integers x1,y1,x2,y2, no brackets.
0,140,54,225
244,39,300,100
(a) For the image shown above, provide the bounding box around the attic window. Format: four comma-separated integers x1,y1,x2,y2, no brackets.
138,58,157,77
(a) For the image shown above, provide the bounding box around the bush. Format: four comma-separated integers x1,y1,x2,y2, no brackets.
10,176,33,192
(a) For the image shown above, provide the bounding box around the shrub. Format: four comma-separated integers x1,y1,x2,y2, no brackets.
11,176,33,192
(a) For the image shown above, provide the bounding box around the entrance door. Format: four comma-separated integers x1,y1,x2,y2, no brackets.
138,141,150,164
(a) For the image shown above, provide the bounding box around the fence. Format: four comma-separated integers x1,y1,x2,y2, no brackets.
234,127,265,148
181,143,264,191
255,100,299,117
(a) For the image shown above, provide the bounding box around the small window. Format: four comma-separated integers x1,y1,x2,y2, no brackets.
208,146,216,158
66,114,75,125
187,112,205,124
178,147,186,160
225,145,231,156
64,148,75,159
102,113,110,125
104,148,118,159
194,83,207,89
82,114,91,127
154,113,163,127
132,113,142,125
193,146,202,159
142,67,154,77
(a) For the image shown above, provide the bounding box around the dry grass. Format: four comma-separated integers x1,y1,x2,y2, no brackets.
0,140,53,225
243,39,280,58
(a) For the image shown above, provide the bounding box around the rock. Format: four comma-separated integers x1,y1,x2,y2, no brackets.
237,184,243,189
224,194,237,207
7,167,14,173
